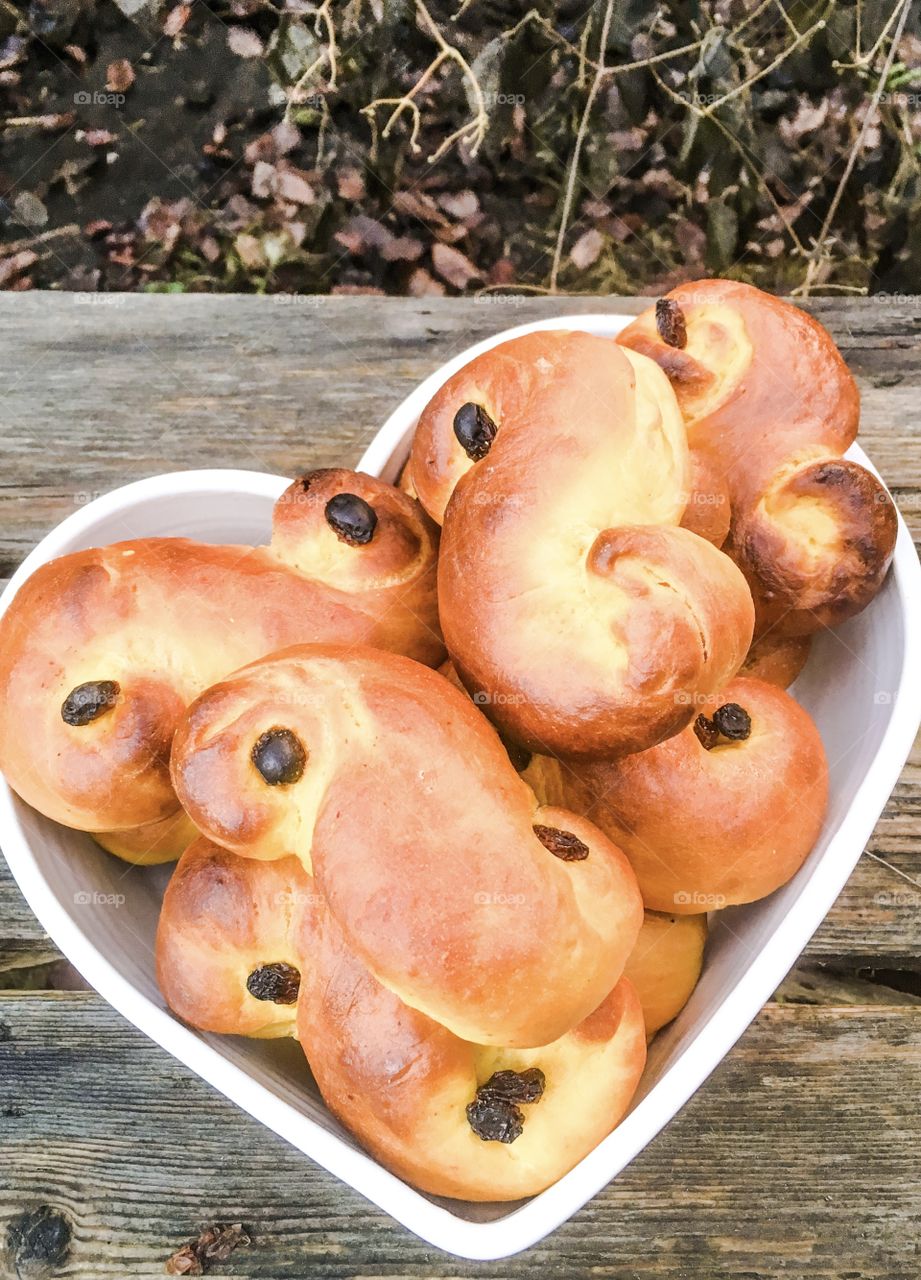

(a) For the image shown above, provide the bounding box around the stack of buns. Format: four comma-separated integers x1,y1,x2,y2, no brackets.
0,282,896,1202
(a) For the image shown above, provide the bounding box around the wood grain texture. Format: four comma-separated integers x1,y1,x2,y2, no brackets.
0,295,919,574
1,993,920,1279
0,296,919,1275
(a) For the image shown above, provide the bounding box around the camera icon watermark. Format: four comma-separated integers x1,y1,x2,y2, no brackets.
74,90,126,109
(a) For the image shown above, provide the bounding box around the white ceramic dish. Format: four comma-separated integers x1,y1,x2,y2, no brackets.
1,314,919,1262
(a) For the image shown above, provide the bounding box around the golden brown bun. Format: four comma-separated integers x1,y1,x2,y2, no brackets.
296,899,646,1201
618,281,897,635
560,677,828,913
156,836,313,1038
410,330,754,759
624,911,707,1038
681,446,731,547
0,469,442,855
171,644,643,1048
93,809,198,865
740,631,812,689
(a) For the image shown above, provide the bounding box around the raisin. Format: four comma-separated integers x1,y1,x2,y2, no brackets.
693,713,720,750
478,1067,546,1104
694,704,751,749
466,1068,545,1143
533,824,589,861
251,728,307,785
61,679,120,726
713,702,751,740
324,492,378,546
655,297,687,349
453,402,497,461
246,962,301,1004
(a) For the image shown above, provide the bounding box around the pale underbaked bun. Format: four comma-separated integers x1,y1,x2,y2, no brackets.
156,836,315,1038
740,631,812,689
296,898,646,1201
170,644,643,1049
0,469,442,861
618,281,897,636
408,329,755,759
624,911,708,1038
559,677,828,914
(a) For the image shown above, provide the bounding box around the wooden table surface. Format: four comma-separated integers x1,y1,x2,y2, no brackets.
1,295,920,1279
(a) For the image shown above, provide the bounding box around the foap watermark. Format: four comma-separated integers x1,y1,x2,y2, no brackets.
73,293,126,307
483,91,525,108
75,90,125,109
74,890,125,907
674,890,726,909
874,890,921,908
474,891,526,906
272,293,324,307
472,690,526,707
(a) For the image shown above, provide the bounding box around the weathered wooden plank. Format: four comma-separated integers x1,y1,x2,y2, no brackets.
0,296,918,575
0,992,919,1278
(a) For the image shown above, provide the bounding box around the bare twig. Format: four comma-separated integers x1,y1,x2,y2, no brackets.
549,0,616,292
800,0,912,294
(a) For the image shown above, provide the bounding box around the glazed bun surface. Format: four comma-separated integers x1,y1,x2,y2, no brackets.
624,911,708,1037
561,676,828,913
618,281,897,635
0,469,442,858
156,836,313,1038
297,899,646,1201
410,329,754,759
171,644,643,1048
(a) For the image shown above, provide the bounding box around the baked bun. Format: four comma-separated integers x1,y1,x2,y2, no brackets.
157,836,314,1038
171,644,643,1048
624,911,707,1038
740,631,812,688
409,329,755,759
560,677,828,913
618,281,897,635
0,469,442,860
296,899,646,1201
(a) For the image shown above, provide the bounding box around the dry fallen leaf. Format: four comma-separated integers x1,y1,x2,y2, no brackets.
569,228,603,270
431,242,480,289
227,26,264,58
106,59,135,94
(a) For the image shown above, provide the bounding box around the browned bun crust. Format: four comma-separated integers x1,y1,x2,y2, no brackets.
171,644,643,1048
560,677,828,913
624,911,707,1038
618,281,897,636
681,447,731,547
94,809,198,865
0,469,442,851
156,836,313,1038
411,330,754,759
740,631,812,689
296,900,646,1201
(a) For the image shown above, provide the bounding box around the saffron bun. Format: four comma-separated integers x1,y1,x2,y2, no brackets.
559,676,828,914
409,329,755,759
156,836,313,1038
740,631,812,689
0,469,442,861
171,645,643,1048
296,899,646,1201
681,446,731,548
624,911,708,1038
618,281,897,636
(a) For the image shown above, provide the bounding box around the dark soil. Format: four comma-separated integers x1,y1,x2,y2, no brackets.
1,0,919,296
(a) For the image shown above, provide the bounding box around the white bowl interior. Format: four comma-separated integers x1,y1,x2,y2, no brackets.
2,314,920,1259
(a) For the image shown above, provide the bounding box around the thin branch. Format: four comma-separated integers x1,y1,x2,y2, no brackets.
549,0,616,292
801,0,912,293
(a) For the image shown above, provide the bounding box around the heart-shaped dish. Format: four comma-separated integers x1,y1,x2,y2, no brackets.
1,314,919,1260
